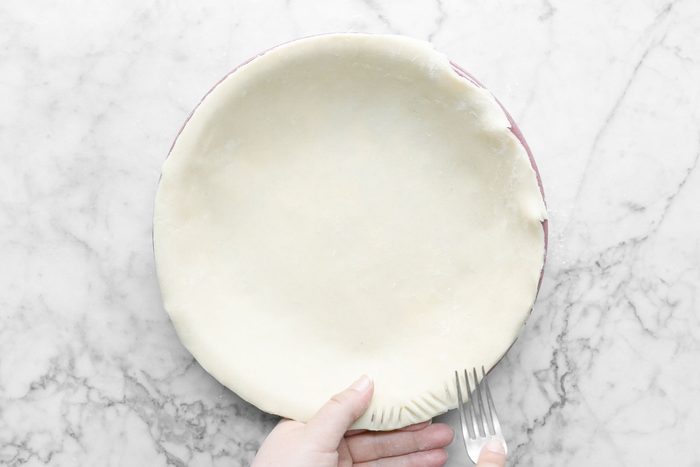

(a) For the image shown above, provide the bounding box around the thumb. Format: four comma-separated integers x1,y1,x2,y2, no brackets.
477,438,507,467
305,375,374,450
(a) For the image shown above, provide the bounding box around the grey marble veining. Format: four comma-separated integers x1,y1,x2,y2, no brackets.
1,1,699,466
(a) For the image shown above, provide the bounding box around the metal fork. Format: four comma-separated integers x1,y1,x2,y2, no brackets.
455,367,508,464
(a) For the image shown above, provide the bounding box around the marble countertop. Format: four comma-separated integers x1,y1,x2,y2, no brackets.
1,0,699,466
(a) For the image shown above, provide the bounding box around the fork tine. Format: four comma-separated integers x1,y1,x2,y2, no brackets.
464,369,480,438
472,367,488,437
457,370,476,439
481,366,503,437
480,366,496,435
455,371,472,445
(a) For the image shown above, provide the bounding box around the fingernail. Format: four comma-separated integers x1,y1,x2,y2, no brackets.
484,438,506,455
350,375,372,392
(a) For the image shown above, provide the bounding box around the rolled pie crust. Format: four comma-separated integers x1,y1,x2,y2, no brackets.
154,34,547,430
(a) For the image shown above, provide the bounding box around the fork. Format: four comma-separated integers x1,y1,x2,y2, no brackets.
455,367,508,464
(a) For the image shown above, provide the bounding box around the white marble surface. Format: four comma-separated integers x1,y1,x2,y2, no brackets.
1,0,699,466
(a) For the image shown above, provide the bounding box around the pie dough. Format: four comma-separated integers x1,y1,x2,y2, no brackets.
154,34,547,430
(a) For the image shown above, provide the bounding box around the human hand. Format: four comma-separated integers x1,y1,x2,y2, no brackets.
476,438,507,467
252,375,454,467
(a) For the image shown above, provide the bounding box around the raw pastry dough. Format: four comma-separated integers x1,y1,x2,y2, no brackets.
154,34,546,430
